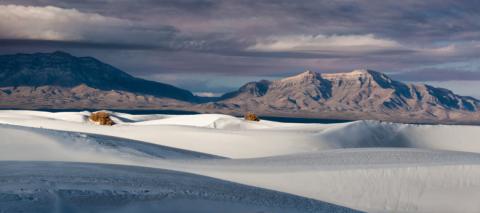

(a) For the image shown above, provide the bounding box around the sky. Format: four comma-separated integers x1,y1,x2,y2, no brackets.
0,0,479,96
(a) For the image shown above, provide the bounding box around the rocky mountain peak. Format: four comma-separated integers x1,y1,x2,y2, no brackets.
321,69,368,79
321,69,384,80
279,70,319,83
278,69,394,87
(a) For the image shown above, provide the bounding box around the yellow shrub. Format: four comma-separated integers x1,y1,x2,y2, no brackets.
244,112,260,121
89,111,114,126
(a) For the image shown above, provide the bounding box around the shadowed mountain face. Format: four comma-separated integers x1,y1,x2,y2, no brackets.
213,70,480,123
0,51,197,102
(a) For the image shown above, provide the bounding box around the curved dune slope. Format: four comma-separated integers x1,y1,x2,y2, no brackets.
0,161,359,213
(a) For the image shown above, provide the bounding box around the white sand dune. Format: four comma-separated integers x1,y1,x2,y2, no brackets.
1,110,480,212
0,124,222,162
1,110,480,157
0,161,358,213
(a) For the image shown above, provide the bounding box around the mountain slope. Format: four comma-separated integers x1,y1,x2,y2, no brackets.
0,84,191,109
212,69,480,123
0,51,197,102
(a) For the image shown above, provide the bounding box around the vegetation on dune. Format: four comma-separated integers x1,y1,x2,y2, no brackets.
244,112,260,121
89,111,114,125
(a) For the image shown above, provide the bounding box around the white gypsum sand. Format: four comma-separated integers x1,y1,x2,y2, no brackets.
0,110,480,212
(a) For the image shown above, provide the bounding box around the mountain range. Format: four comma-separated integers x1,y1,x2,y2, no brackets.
0,51,196,102
208,70,479,123
1,51,479,124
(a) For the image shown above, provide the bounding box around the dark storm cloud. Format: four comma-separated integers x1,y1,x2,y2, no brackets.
5,0,478,41
215,48,419,59
392,69,480,82
0,0,479,93
0,0,219,18
0,39,166,50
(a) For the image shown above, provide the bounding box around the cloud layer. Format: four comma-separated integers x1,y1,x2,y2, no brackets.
0,1,479,94
248,34,401,53
0,5,122,40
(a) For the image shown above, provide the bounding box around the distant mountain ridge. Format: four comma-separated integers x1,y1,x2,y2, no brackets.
209,69,480,123
0,84,190,109
1,51,479,124
0,51,197,102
